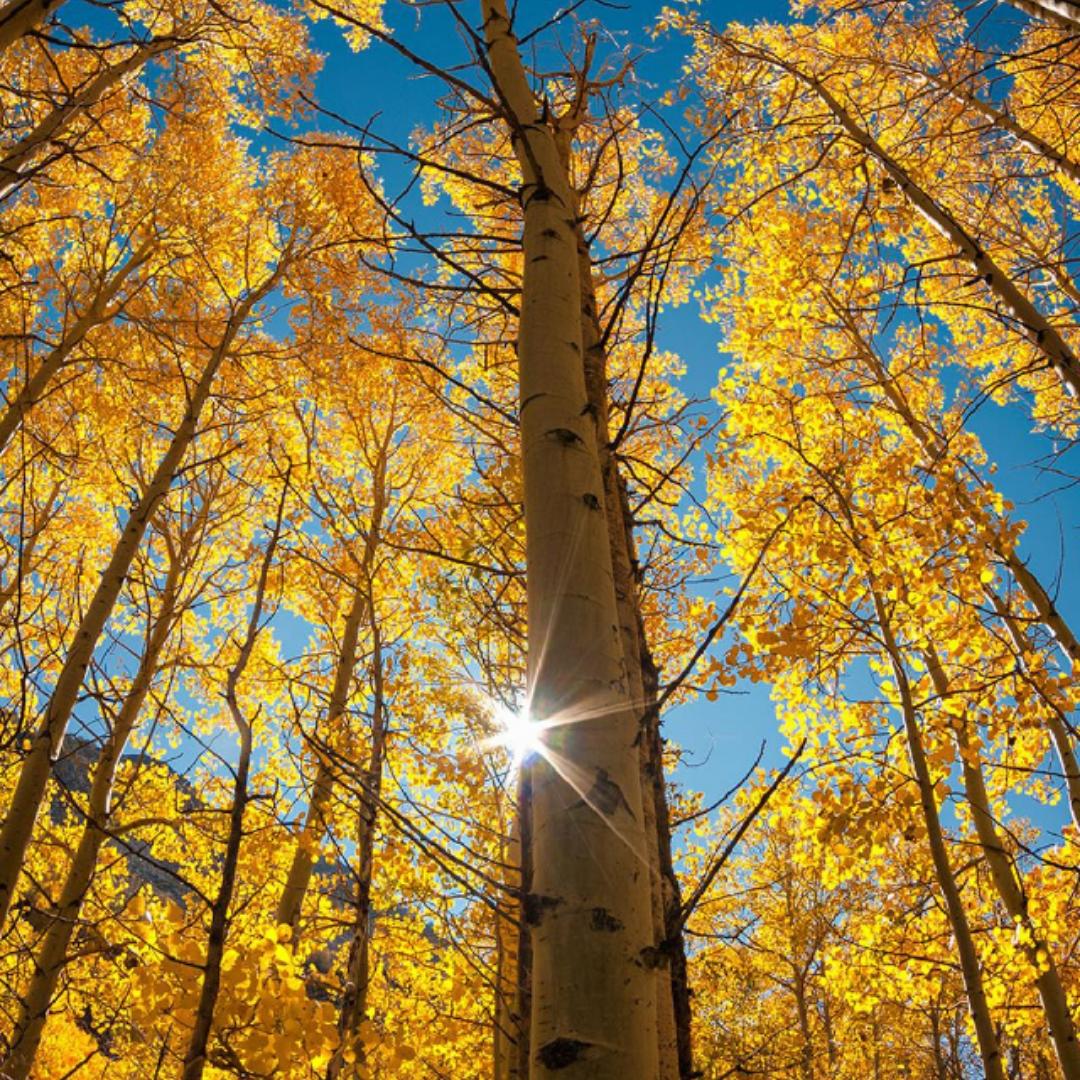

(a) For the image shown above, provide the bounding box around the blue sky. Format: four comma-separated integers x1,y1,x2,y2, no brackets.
294,0,1080,825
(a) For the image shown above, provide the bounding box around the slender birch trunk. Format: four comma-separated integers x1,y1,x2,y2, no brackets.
0,38,179,202
835,305,1080,671
834,307,1080,826
736,40,1080,398
0,0,62,55
905,68,1080,185
326,617,388,1080
1,552,182,1080
181,479,287,1080
480,2,658,1074
276,443,388,933
0,237,159,453
924,649,1080,1078
985,589,1080,832
0,264,283,932
275,586,365,930
1001,0,1080,32
873,593,1006,1080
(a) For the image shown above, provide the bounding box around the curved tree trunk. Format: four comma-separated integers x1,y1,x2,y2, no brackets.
181,478,287,1080
0,237,159,453
0,0,63,55
0,38,180,202
911,69,1080,185
1001,0,1080,33
735,39,1080,398
276,438,389,934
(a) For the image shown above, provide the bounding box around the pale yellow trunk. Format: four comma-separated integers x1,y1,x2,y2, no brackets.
0,238,158,453
0,268,282,931
573,215,679,1079
915,70,1080,185
480,3,659,1075
925,649,1080,1078
1,562,179,1080
0,40,176,201
1002,0,1080,31
0,0,61,55
874,596,1005,1080
838,311,1080,830
754,46,1080,398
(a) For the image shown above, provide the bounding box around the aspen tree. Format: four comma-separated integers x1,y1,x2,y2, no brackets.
0,237,160,453
716,35,1080,402
0,255,289,931
479,2,659,1074
923,648,1080,1080
494,802,525,1080
326,613,388,1079
824,303,1080,825
1,524,188,1080
181,471,289,1080
0,0,61,55
276,435,389,934
872,591,1006,1080
1002,0,1080,32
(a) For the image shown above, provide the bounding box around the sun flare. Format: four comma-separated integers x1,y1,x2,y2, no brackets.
482,699,543,768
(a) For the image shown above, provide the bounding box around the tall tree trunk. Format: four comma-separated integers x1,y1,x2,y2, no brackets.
1001,0,1080,32
326,617,388,1080
567,181,684,1078
833,305,1080,829
873,593,1006,1080
1,552,181,1080
276,586,366,931
181,478,287,1080
925,648,1080,1078
480,2,659,1074
495,797,525,1080
0,0,63,55
834,301,1080,669
907,69,1080,185
276,439,388,933
0,38,180,202
0,237,158,453
985,590,1080,829
0,264,283,932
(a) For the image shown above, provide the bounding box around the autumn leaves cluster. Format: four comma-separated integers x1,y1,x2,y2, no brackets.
0,0,1078,1077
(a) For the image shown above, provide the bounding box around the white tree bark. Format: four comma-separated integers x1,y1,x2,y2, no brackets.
480,3,659,1075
